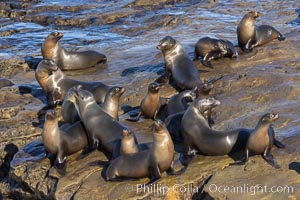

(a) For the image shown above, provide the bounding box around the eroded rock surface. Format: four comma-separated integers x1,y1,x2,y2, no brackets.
204,136,300,199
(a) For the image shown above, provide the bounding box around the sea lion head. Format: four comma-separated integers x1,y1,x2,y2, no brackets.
244,11,260,20
182,90,197,103
156,36,177,51
195,98,221,114
45,32,64,42
148,82,160,93
122,129,134,138
152,119,167,133
45,109,58,121
35,59,60,80
260,113,279,125
69,87,95,108
108,86,125,98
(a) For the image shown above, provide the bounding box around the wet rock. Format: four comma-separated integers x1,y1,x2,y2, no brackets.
9,139,56,199
203,136,300,199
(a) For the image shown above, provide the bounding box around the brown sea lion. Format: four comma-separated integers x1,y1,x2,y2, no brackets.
193,37,237,68
42,110,88,173
120,129,149,155
0,78,14,89
231,113,280,168
41,32,107,70
106,120,179,185
237,11,285,53
35,59,110,106
156,36,222,95
62,86,125,123
127,82,168,121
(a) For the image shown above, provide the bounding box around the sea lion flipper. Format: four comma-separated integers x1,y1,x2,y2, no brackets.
166,161,186,175
262,153,280,169
274,139,285,148
230,149,249,166
125,112,141,122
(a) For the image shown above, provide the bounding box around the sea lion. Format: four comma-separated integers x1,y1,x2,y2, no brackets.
66,87,137,158
231,113,280,168
41,32,107,70
120,129,139,155
127,82,168,121
0,78,14,89
106,120,178,184
156,36,221,95
101,86,125,120
167,90,196,116
193,37,237,68
165,99,216,143
42,110,88,173
62,86,125,123
120,129,149,155
35,59,110,106
237,11,285,52
180,98,285,166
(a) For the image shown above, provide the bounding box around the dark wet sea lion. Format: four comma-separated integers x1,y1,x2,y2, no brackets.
41,32,107,70
35,59,110,106
181,98,284,165
62,86,125,123
66,87,137,158
237,11,285,52
42,110,88,173
106,120,178,185
0,78,14,89
231,113,280,168
127,82,167,121
167,90,196,116
193,37,237,68
156,36,219,95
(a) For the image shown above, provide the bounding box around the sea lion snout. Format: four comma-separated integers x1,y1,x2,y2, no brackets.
45,110,57,120
148,82,160,92
50,32,63,39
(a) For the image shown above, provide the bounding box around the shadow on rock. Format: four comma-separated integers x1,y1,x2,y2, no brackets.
0,143,19,180
24,56,42,70
288,162,300,174
120,63,164,77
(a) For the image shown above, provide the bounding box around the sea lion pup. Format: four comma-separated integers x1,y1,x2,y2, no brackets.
0,78,14,89
120,129,149,155
126,82,167,121
106,120,180,184
42,110,88,173
35,59,110,106
237,11,285,53
180,98,285,166
231,113,280,168
62,86,125,123
41,32,107,70
156,36,222,95
66,87,137,156
193,37,237,68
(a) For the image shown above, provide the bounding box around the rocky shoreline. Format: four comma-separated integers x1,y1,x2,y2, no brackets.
0,0,300,199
